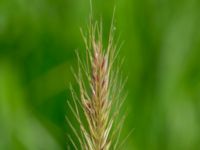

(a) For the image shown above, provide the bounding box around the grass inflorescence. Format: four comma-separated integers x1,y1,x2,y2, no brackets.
67,10,129,150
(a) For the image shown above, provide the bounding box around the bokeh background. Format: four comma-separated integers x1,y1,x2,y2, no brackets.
0,0,200,150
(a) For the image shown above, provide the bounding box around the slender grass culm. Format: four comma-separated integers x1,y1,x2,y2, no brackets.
67,4,129,150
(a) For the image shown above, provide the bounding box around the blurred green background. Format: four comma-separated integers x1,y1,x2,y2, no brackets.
0,0,200,149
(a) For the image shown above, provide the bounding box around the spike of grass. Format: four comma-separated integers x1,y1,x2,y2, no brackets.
67,9,130,149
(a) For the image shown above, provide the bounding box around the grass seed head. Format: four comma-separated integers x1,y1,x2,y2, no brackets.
67,11,127,150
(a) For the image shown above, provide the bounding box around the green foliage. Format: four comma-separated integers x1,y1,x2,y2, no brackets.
0,0,200,150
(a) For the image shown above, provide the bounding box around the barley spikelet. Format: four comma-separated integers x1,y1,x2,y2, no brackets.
67,11,128,150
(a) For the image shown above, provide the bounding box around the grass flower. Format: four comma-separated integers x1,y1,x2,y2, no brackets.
67,10,129,150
